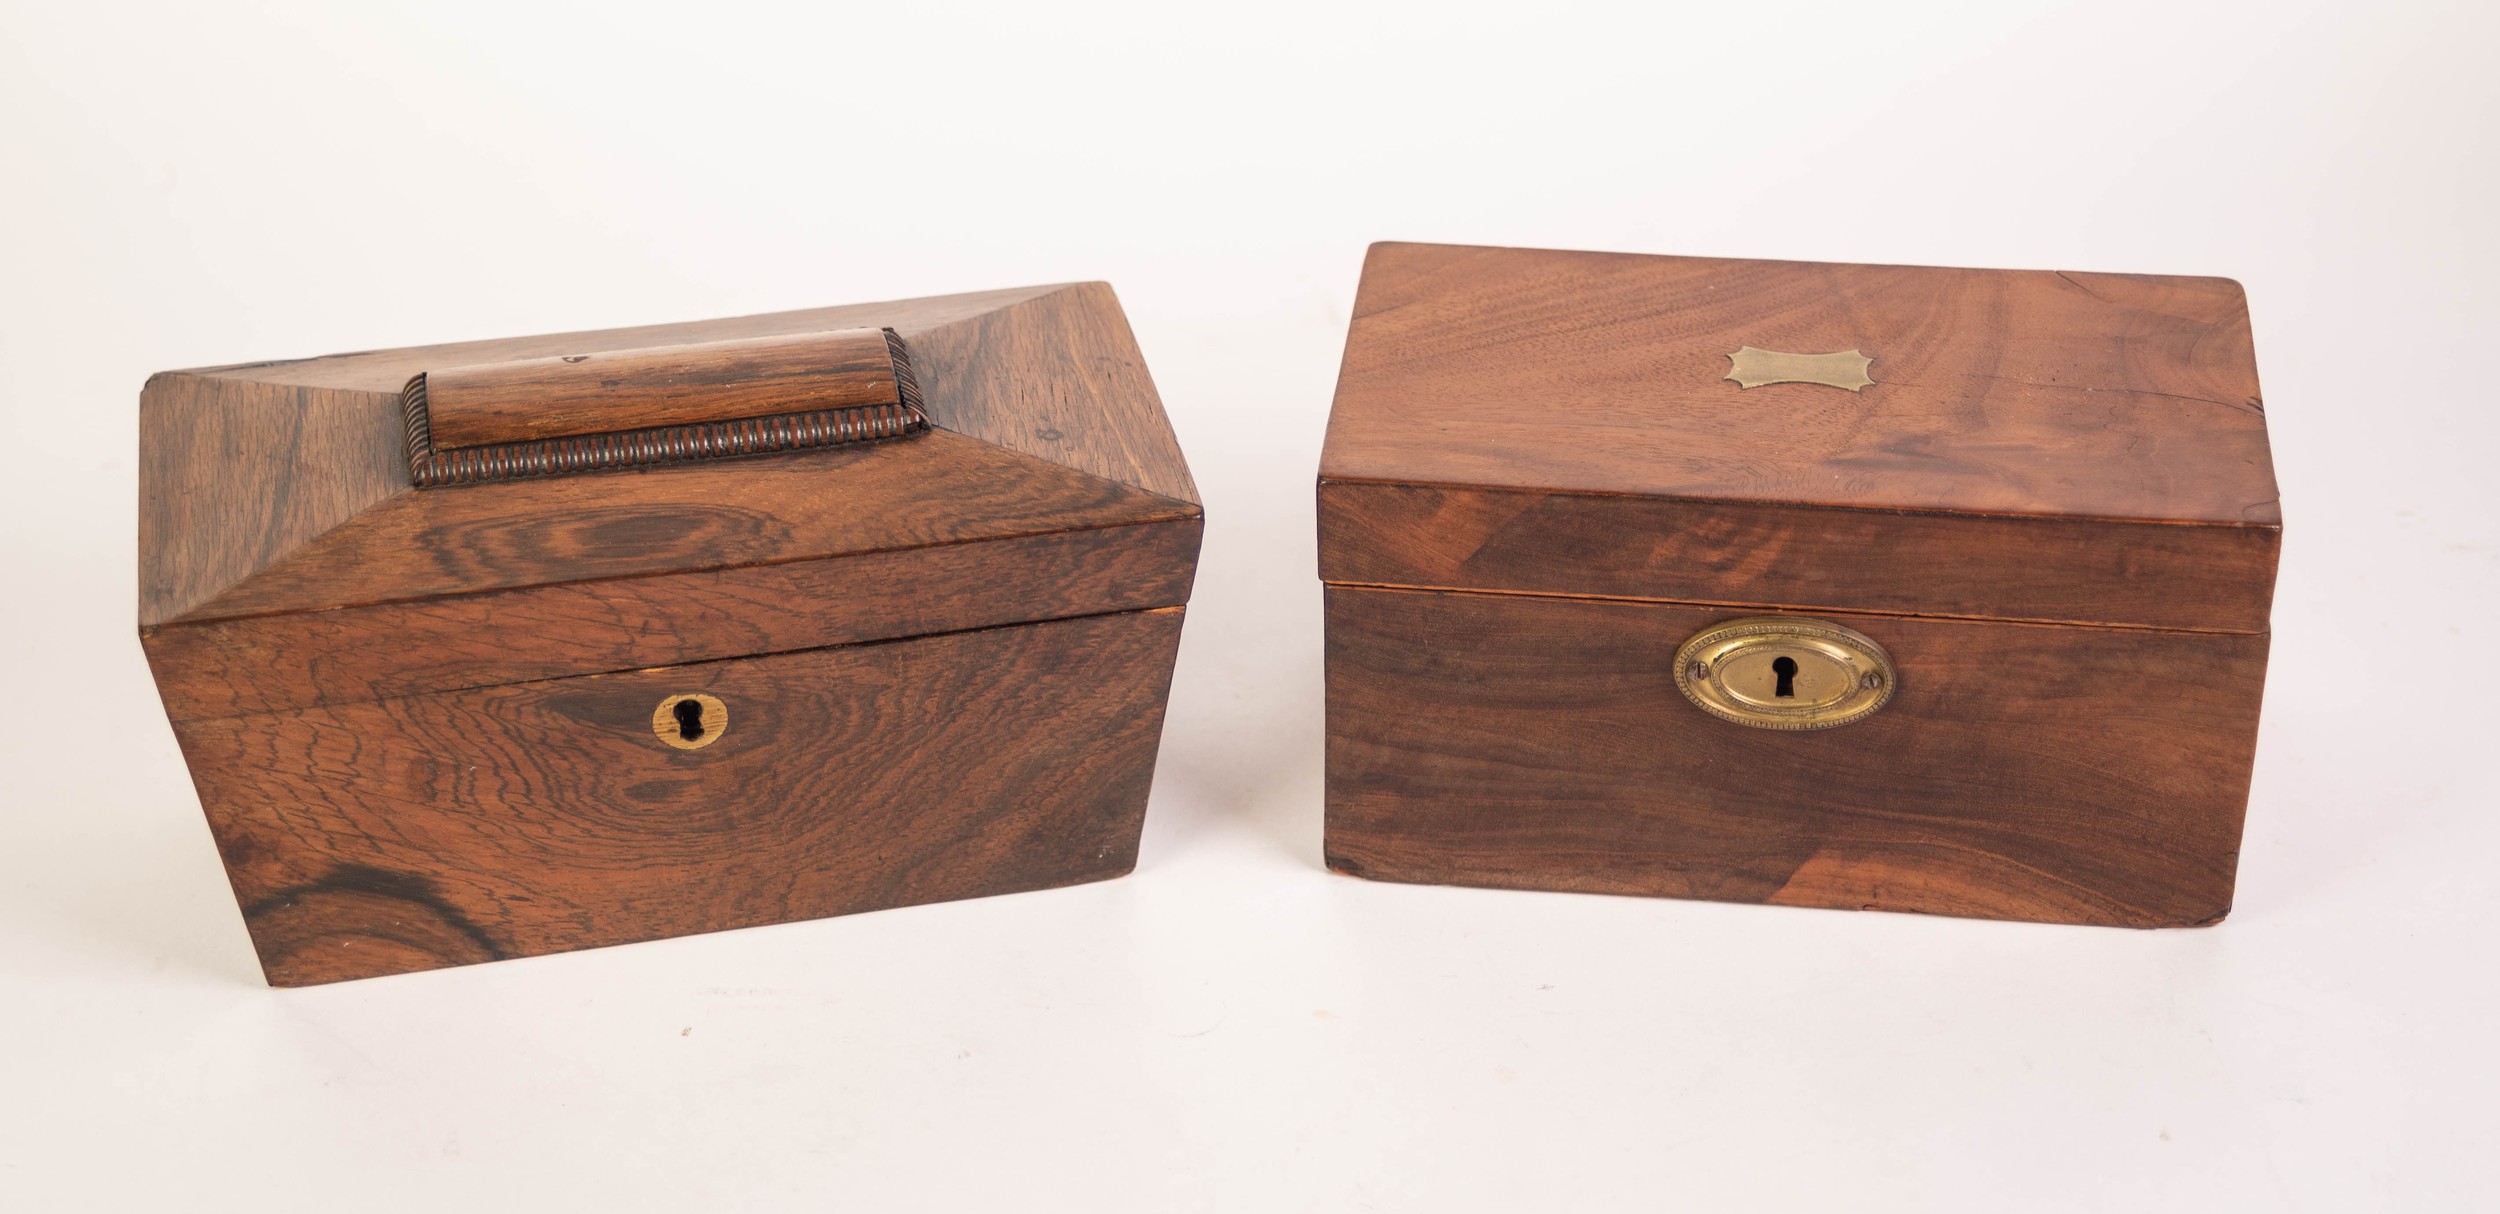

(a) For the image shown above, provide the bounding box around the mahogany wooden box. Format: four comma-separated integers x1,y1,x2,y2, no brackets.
139,283,1200,984
1318,243,2279,928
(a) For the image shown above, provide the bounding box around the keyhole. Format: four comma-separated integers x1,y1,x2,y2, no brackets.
653,693,727,750
1771,656,1798,698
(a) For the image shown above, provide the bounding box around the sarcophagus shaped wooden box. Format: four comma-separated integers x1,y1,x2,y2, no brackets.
140,284,1200,984
1319,244,2279,927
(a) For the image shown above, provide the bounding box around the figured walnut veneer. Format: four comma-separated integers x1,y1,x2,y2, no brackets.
1319,244,2279,928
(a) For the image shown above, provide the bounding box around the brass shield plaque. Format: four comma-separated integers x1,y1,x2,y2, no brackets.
1724,347,1875,392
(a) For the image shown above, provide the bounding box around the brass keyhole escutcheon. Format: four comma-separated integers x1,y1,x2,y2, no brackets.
652,693,728,750
1673,617,1896,730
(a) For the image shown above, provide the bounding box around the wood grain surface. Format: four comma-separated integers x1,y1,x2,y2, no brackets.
161,427,1193,624
909,280,1199,506
1324,587,2269,928
140,283,1202,984
179,607,1186,986
1317,243,2279,633
137,374,410,626
1320,481,2278,634
422,327,902,448
143,517,1199,721
144,281,1198,627
1317,246,2279,927
1322,242,2276,523
145,285,1078,627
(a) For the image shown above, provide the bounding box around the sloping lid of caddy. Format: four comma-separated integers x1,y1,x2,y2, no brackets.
138,283,1200,720
1318,243,2279,632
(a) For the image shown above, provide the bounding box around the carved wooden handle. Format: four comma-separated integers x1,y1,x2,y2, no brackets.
402,328,926,486
423,328,900,447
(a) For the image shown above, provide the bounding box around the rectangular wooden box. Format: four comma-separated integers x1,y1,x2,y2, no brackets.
1318,244,2279,927
140,283,1201,984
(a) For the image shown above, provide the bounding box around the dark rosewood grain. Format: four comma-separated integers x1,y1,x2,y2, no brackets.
145,283,1196,627
187,608,1185,986
142,517,1200,721
138,374,408,628
910,281,1199,505
159,428,1193,625
141,282,1201,983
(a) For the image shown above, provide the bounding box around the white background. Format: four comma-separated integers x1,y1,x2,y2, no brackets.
4,1,2494,1209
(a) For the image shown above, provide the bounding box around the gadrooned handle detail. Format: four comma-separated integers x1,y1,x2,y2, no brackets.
401,327,926,487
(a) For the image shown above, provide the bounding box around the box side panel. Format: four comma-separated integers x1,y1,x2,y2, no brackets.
1324,586,2269,927
174,607,1186,985
1319,480,2279,634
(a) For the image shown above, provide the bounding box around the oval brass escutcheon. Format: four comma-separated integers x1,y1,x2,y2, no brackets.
652,692,728,750
1673,617,1895,730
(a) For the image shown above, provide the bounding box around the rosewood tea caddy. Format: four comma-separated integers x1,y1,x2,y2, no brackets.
1319,243,2280,927
139,283,1200,984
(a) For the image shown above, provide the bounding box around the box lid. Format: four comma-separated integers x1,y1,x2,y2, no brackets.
139,283,1201,720
1318,243,2279,632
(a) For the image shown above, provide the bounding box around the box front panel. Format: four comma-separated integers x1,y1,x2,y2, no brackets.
1324,587,2269,927
175,607,1185,985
